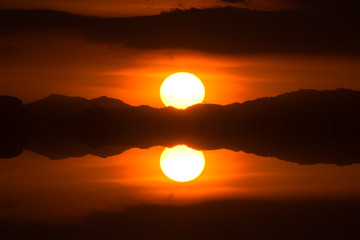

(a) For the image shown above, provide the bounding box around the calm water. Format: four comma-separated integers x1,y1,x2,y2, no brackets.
1,146,360,239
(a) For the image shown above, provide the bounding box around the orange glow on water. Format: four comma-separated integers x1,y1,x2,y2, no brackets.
160,145,205,182
1,148,360,222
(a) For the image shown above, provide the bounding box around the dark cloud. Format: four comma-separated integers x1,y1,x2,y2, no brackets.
293,0,359,10
221,0,250,4
0,6,359,55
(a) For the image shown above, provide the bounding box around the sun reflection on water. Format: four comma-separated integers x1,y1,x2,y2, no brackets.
160,145,205,182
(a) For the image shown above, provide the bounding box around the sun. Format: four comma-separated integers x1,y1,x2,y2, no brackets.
160,72,205,109
160,145,205,182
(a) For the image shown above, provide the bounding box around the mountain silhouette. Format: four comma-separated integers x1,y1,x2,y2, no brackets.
68,89,360,165
1,89,360,165
90,96,131,109
0,96,34,158
26,94,131,126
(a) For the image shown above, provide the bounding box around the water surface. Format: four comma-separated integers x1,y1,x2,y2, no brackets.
1,146,360,228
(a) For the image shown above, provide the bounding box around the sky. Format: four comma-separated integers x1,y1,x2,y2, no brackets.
0,0,359,107
0,0,299,16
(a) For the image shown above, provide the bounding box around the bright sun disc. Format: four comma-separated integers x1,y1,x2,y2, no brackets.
160,72,205,109
160,145,205,182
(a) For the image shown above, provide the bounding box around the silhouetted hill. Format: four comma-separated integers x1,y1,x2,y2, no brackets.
90,96,131,109
1,89,360,164
26,94,88,119
22,95,136,159
0,96,34,158
240,88,360,117
25,94,133,126
67,89,360,165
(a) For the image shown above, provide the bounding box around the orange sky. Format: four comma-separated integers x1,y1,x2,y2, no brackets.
0,33,359,107
0,3,359,107
0,0,297,16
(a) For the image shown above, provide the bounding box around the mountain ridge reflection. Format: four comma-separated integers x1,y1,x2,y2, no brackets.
17,131,360,166
1,144,360,240
1,89,360,165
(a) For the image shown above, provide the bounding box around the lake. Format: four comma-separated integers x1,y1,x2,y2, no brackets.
1,146,359,239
